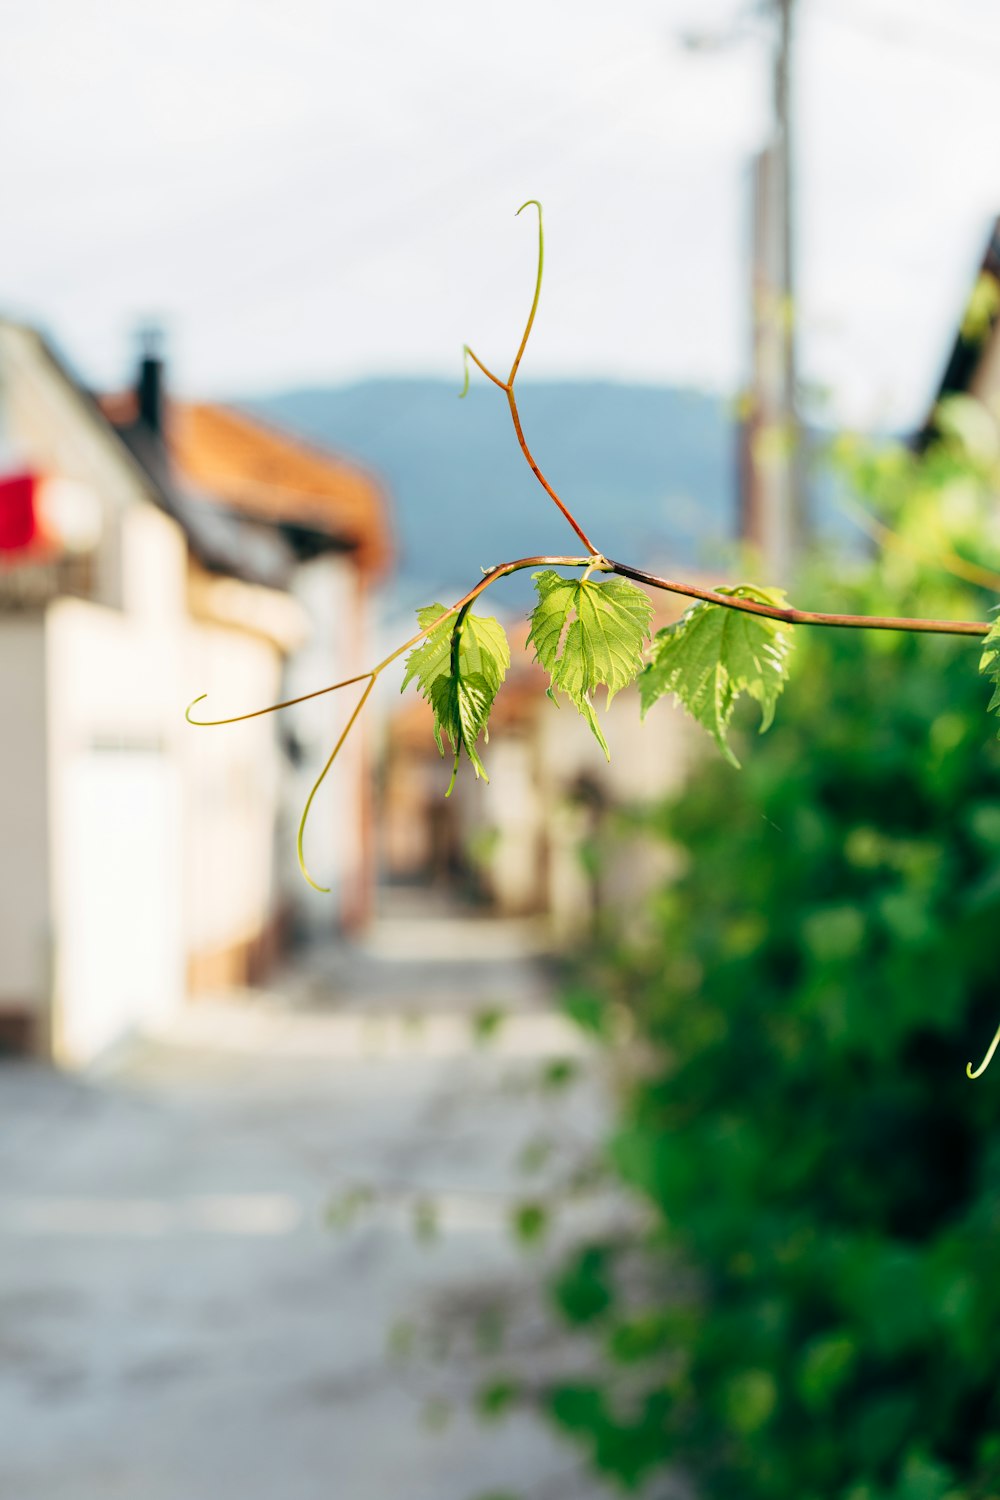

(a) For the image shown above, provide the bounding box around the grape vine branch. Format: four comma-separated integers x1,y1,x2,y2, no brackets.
185,201,1000,1076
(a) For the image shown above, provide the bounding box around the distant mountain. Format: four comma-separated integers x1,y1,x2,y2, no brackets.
243,379,738,606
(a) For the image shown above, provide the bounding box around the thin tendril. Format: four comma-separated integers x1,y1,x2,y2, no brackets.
456,200,598,553
461,345,506,396
967,1018,1000,1079
509,200,543,387
296,675,376,892
185,673,372,727
201,557,590,892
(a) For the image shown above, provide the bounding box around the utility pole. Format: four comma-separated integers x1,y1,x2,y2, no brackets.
741,0,804,581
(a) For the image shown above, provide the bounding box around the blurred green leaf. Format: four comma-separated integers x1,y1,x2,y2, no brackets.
539,1057,579,1091
548,1382,606,1434
980,618,1000,734
517,1134,553,1174
721,1369,778,1435
324,1184,373,1230
551,1244,614,1325
472,1006,506,1044
412,1196,438,1244
563,986,614,1037
475,1377,519,1420
511,1201,549,1246
797,1331,857,1413
386,1319,416,1360
606,1311,673,1364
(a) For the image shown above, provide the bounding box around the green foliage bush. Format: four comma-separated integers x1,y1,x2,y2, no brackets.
545,515,1000,1498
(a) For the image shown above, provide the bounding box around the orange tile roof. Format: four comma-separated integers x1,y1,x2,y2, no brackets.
102,393,392,576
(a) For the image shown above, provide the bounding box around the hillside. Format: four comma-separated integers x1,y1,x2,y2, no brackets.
243,379,738,606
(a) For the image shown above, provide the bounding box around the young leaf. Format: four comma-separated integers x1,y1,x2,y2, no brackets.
402,604,510,792
639,584,794,767
430,670,494,785
402,604,509,700
527,572,653,758
980,617,1000,729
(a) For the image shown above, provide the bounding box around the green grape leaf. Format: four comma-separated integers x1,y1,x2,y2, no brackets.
402,603,510,792
527,572,653,759
402,604,509,699
430,670,494,786
980,617,1000,727
639,584,794,768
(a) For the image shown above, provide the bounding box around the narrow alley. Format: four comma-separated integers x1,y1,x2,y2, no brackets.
0,892,621,1500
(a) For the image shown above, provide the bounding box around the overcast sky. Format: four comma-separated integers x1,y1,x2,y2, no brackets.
3,0,1000,427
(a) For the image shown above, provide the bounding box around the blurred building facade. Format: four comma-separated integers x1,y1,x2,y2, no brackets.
382,598,700,939
0,321,389,1066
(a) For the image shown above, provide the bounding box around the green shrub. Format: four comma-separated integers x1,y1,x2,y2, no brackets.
547,537,1000,1498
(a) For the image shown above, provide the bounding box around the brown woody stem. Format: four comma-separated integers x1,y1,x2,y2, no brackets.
607,559,990,638
505,390,599,554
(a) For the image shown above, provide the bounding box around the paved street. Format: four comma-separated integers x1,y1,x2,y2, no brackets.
0,893,623,1500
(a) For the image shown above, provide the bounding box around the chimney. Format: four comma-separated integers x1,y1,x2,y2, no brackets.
136,325,164,434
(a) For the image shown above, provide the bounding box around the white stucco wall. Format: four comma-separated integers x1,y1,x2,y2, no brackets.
278,554,368,936
45,566,186,1065
0,323,296,1062
45,503,284,1060
451,677,697,934
180,618,282,958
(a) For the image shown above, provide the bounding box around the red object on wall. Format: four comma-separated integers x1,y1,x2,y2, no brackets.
0,472,38,551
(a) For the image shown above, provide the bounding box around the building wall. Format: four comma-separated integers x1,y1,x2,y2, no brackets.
0,328,195,1061
450,681,696,936
0,320,378,1061
180,615,283,981
44,505,187,1063
538,687,694,937
44,502,285,1060
278,554,370,937
0,615,52,1047
0,323,142,612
